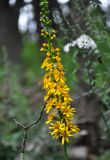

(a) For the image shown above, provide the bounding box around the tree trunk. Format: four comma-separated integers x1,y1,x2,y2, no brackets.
0,0,22,63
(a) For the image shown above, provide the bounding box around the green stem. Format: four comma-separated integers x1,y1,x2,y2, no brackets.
64,143,68,160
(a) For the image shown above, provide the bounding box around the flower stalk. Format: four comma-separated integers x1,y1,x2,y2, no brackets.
64,143,68,160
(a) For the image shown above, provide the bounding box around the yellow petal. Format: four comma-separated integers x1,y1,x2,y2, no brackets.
62,137,65,145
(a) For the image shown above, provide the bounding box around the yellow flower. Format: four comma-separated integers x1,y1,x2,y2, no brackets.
46,112,56,124
56,85,70,95
42,43,47,47
56,56,61,61
56,101,64,109
49,121,65,139
55,48,60,52
53,35,56,39
41,33,44,36
56,52,60,56
57,62,63,70
60,126,73,145
47,52,51,56
41,59,53,71
46,31,49,35
45,98,56,113
52,29,56,33
41,29,44,32
40,47,45,52
63,93,72,102
53,69,60,81
62,105,76,118
45,103,52,114
46,63,53,70
67,122,80,133
51,37,53,40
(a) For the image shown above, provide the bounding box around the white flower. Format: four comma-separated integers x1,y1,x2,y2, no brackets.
64,44,70,52
76,34,97,50
64,43,71,52
63,34,97,52
64,41,76,52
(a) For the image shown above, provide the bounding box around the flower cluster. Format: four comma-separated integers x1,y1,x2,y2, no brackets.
40,0,79,145
64,34,97,52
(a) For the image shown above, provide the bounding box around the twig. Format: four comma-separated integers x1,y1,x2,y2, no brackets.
13,100,47,160
13,119,25,129
26,102,45,129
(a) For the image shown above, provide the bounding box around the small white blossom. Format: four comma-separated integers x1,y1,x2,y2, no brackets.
64,41,76,52
64,34,97,52
64,43,71,52
76,34,97,50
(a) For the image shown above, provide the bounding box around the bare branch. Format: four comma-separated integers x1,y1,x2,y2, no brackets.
13,100,48,160
13,119,25,129
26,101,46,129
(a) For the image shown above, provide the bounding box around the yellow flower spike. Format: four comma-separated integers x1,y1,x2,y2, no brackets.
40,0,79,147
